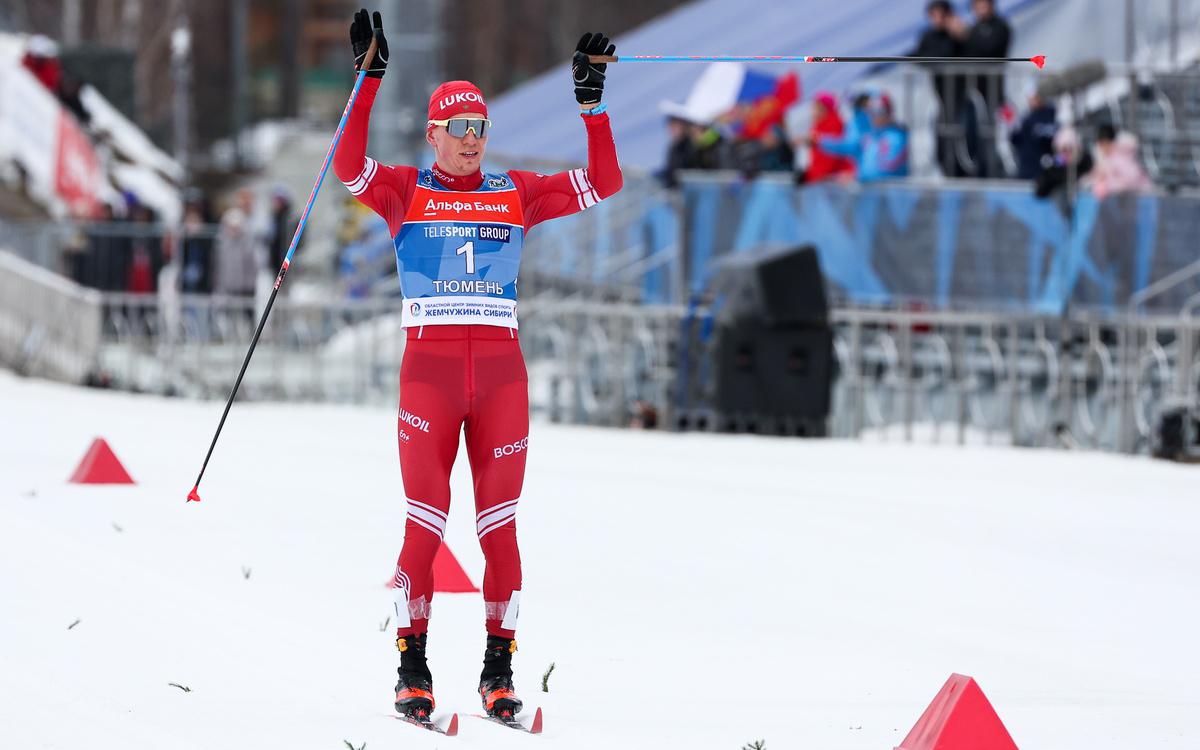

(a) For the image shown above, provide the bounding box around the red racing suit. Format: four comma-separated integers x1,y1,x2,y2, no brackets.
333,77,621,638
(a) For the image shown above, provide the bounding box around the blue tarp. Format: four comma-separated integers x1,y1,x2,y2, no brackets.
339,173,1200,312
678,178,1197,313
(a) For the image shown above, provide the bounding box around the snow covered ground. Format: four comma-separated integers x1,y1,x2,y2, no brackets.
1,369,1197,750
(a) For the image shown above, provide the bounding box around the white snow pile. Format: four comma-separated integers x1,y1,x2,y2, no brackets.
1,369,1197,749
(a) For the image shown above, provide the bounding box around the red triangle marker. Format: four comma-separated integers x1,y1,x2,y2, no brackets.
896,674,1018,750
385,542,479,593
69,438,135,485
432,542,479,592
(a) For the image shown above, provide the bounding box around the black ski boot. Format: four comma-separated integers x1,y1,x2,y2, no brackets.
394,633,435,718
478,635,523,717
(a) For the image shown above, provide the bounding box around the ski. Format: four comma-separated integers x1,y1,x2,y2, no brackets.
474,706,543,734
397,712,459,736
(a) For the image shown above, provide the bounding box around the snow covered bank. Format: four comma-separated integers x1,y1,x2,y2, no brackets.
1,371,1197,749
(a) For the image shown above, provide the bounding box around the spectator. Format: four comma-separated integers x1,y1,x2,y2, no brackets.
1084,124,1153,199
21,35,62,92
179,194,215,294
1034,125,1093,199
659,113,730,187
962,0,1011,110
87,203,132,292
62,226,90,286
689,120,730,170
214,188,264,298
22,35,90,126
125,203,160,294
817,93,909,182
795,91,855,183
662,116,701,187
830,91,874,153
158,232,182,343
717,103,784,177
909,0,964,176
165,193,216,340
266,185,299,273
1009,83,1058,180
959,0,1012,176
735,123,795,176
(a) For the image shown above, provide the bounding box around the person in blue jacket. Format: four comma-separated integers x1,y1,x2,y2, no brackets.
817,92,909,182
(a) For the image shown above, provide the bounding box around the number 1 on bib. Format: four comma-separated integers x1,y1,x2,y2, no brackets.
457,240,476,274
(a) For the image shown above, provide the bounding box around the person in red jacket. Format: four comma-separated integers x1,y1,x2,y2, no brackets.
332,9,621,723
796,91,855,183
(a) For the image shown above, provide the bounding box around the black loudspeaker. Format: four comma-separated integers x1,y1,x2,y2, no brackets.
714,320,834,436
708,245,828,326
755,245,828,325
679,244,834,436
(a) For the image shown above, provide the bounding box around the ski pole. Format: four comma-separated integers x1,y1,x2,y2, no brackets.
589,54,1046,69
186,36,378,503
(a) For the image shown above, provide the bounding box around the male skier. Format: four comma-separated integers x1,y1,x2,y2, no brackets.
333,9,622,721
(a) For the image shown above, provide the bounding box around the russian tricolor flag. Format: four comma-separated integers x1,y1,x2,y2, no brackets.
660,62,800,135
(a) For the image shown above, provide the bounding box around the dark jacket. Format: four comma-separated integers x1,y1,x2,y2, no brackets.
1035,151,1094,199
663,134,701,188
1010,104,1058,180
909,28,964,116
964,15,1012,109
267,203,298,272
964,15,1011,58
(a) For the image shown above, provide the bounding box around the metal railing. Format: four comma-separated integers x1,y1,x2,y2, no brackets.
827,307,1198,453
5,250,1198,456
0,252,103,382
0,218,221,293
71,290,683,427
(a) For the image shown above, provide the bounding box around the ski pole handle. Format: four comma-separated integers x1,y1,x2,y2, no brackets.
360,35,379,76
589,54,1047,68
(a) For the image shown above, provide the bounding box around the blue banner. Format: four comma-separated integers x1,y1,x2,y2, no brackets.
679,177,1198,313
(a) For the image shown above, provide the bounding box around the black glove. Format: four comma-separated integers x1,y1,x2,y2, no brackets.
572,32,615,106
350,8,389,78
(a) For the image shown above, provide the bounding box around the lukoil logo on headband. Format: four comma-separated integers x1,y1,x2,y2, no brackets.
438,91,485,110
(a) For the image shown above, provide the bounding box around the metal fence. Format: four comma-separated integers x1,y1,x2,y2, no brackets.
75,291,683,428
0,251,103,383
826,307,1199,454
4,243,1196,457
0,218,221,294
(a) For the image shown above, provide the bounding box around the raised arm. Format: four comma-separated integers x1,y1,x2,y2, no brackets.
332,9,415,235
815,132,862,158
511,32,623,230
511,111,622,229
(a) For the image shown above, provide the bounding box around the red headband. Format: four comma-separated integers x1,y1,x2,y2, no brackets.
428,81,488,126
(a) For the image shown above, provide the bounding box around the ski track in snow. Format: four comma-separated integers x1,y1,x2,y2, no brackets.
1,370,1197,749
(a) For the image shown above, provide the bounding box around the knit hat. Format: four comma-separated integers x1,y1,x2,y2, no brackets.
427,81,488,126
866,92,893,116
